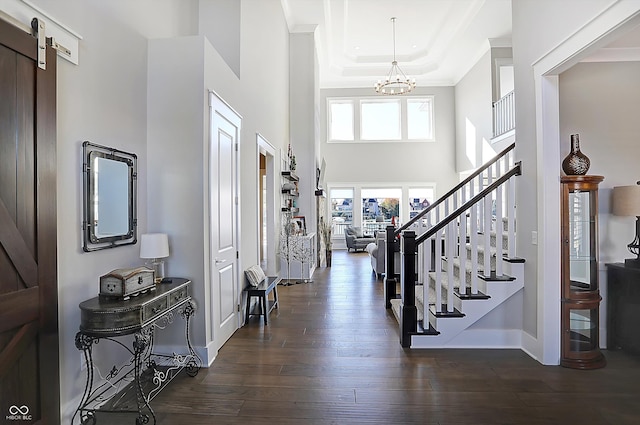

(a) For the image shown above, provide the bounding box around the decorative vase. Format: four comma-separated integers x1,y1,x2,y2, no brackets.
326,250,332,267
562,134,590,175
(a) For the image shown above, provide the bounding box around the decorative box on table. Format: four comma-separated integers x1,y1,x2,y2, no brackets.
99,266,155,300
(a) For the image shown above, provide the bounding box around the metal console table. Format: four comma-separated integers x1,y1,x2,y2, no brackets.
73,278,201,425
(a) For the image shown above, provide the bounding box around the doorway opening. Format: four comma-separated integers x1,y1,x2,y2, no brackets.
257,134,277,276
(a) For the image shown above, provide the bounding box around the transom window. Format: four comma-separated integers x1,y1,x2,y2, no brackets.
361,100,401,140
328,101,354,141
328,96,434,143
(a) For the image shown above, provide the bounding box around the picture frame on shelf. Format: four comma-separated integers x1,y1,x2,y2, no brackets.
293,216,306,236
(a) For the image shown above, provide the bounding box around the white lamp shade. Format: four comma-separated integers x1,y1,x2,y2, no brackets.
612,185,640,216
140,233,169,259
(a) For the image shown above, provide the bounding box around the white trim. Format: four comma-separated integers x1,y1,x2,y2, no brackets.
0,0,82,64
207,89,243,345
582,46,640,62
534,74,562,366
531,1,640,75
327,95,435,143
203,341,219,366
488,38,512,48
520,330,542,364
410,329,523,349
326,182,437,228
256,133,277,276
490,129,515,145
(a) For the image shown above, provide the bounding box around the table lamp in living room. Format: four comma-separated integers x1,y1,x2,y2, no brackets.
140,233,170,282
612,181,640,268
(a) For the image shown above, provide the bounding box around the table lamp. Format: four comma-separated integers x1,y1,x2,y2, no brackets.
612,181,640,268
140,233,170,282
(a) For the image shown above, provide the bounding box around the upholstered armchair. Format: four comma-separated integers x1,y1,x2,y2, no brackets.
344,226,375,252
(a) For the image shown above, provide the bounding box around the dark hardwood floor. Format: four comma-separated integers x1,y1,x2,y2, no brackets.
111,250,640,424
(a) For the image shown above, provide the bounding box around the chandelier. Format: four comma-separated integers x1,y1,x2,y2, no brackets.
374,17,416,95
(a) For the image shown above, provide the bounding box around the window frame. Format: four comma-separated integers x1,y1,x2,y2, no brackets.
327,98,355,141
327,95,435,143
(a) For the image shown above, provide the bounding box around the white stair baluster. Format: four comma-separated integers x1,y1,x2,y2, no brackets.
470,182,479,295
446,221,456,312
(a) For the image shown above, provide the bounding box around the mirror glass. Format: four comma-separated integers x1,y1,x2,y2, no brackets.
83,141,137,252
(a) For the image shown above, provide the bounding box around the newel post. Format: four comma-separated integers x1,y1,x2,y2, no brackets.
400,230,417,347
384,225,397,308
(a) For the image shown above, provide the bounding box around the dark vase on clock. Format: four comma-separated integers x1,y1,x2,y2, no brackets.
562,133,590,175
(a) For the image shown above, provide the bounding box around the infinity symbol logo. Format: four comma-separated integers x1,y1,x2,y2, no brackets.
9,405,29,415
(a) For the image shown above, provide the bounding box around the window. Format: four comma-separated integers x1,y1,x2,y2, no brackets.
361,188,401,234
407,99,433,140
328,100,354,141
327,96,434,143
361,100,400,140
409,187,435,219
330,188,353,237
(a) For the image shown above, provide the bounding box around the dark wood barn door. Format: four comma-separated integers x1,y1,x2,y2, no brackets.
0,16,59,425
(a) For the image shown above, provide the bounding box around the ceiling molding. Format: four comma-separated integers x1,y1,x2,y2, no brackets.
582,46,640,62
489,38,512,48
284,0,512,88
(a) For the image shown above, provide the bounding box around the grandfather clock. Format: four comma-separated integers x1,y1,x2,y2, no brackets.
560,175,606,369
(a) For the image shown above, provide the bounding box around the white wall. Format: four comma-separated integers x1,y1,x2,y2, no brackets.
145,0,292,369
320,87,459,200
18,1,197,421
198,0,240,77
290,32,318,232
147,36,220,357
455,51,495,173
12,0,291,421
511,0,640,363
559,61,640,265
237,0,291,272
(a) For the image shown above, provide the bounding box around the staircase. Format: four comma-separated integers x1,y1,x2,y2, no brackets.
384,143,524,348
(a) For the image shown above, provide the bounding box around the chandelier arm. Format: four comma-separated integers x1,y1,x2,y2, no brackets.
386,65,394,82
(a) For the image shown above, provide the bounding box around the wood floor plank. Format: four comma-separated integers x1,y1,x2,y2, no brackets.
103,250,640,424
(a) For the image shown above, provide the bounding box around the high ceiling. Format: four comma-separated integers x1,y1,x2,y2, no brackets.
281,0,513,89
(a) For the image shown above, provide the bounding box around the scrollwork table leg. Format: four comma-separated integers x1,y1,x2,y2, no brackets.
72,332,97,425
180,300,202,377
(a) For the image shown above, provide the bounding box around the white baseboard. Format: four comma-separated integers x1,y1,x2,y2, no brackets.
410,328,522,349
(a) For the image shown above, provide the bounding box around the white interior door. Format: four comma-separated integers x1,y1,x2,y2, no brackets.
209,91,241,350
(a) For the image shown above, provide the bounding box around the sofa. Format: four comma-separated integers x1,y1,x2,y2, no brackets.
366,231,400,277
344,226,375,252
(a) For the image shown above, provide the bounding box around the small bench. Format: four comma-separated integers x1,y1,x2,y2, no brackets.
244,276,280,325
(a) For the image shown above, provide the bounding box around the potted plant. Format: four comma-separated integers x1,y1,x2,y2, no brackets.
320,217,333,267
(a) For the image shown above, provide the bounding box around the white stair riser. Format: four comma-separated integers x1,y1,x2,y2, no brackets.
424,265,524,346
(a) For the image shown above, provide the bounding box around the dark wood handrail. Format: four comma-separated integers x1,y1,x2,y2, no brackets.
414,161,521,246
395,143,516,237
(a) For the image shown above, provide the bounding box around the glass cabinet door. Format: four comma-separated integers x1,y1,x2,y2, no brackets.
567,189,598,292
567,307,598,352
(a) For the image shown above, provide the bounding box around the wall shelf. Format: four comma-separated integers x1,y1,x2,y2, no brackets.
281,171,299,181
281,207,300,213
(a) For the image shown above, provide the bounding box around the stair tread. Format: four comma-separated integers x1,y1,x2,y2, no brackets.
388,207,521,344
390,297,424,321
